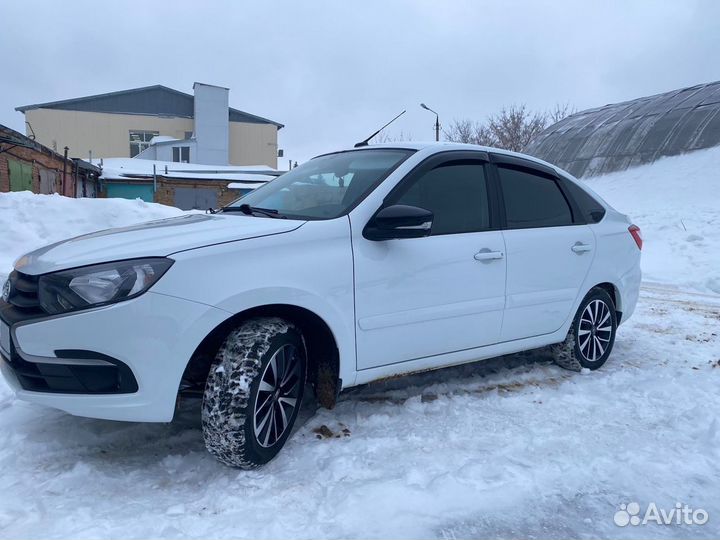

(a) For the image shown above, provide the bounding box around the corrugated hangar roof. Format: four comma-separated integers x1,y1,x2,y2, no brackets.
524,81,720,177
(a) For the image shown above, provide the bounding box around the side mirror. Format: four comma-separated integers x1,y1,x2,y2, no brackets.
363,204,433,241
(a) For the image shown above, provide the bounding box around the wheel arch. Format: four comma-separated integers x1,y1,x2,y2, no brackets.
591,281,623,321
180,303,342,409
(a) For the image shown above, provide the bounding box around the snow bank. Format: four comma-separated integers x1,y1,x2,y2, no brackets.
586,146,720,294
0,192,184,283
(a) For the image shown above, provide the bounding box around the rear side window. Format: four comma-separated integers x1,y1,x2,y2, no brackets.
391,161,490,235
563,179,606,223
497,166,573,229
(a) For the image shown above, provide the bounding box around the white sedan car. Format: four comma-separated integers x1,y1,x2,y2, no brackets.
0,143,641,468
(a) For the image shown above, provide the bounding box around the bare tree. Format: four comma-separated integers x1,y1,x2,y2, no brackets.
443,118,473,143
371,130,413,144
444,103,575,151
549,102,576,124
443,119,486,145
486,105,546,152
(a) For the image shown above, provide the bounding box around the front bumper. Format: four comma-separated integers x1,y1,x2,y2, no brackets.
0,291,230,422
0,345,139,394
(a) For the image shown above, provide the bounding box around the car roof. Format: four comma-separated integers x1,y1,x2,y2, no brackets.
329,141,572,178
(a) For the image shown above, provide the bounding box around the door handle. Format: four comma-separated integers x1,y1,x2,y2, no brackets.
571,242,593,253
474,250,504,261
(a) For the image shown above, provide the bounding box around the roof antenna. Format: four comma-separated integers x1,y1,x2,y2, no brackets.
354,110,406,148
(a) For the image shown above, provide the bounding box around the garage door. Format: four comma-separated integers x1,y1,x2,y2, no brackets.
105,183,155,202
8,159,33,192
173,187,218,210
39,169,57,194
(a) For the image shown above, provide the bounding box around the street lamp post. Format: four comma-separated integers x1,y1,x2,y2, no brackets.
420,103,440,142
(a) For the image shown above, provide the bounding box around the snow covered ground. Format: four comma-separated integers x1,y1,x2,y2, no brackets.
584,145,720,294
0,148,719,539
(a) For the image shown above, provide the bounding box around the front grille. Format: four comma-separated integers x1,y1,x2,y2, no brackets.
7,271,42,315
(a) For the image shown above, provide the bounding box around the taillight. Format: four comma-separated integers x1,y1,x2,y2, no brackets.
628,224,642,250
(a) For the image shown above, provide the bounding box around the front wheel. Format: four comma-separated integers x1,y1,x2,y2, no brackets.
552,288,618,371
202,317,306,468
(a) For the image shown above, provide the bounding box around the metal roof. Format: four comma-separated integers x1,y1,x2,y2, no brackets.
524,80,720,177
15,85,283,129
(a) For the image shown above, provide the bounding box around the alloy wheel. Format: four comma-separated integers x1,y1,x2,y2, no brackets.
578,299,613,362
253,344,302,448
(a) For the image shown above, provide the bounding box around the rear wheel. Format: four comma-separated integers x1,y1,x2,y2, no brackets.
552,288,617,371
202,317,306,468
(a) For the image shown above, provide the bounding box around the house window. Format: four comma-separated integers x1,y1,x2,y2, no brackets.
172,146,190,163
129,130,159,157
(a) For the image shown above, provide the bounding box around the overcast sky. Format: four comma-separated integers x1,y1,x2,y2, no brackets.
2,0,719,164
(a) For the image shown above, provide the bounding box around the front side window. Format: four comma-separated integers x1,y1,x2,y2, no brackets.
226,149,414,219
498,166,573,229
129,130,159,157
389,161,490,235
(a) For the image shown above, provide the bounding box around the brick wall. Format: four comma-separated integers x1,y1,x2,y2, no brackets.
0,130,74,195
153,178,238,208
0,153,10,193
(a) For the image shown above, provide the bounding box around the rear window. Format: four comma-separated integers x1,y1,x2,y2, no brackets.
497,166,573,229
563,179,606,223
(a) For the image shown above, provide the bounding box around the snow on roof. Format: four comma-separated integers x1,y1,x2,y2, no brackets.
99,157,278,183
149,135,179,145
227,182,267,189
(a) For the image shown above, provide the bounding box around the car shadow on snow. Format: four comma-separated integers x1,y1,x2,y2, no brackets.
339,346,563,404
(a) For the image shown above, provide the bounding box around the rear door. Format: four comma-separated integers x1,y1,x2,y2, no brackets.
353,154,507,369
493,157,595,341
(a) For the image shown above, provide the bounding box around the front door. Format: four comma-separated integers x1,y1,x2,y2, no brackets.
352,158,506,370
495,164,595,341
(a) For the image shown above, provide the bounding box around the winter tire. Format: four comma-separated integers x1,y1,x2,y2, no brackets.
202,317,306,468
552,288,617,371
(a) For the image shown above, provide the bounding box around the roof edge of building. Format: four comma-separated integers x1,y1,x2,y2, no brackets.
15,84,284,129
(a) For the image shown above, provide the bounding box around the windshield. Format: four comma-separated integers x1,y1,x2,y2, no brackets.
226,149,414,219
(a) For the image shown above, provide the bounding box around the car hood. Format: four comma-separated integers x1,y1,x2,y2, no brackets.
15,213,305,276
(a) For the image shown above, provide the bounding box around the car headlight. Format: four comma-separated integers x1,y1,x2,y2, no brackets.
38,258,174,315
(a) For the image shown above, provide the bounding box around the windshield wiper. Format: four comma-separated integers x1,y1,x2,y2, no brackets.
221,204,287,219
